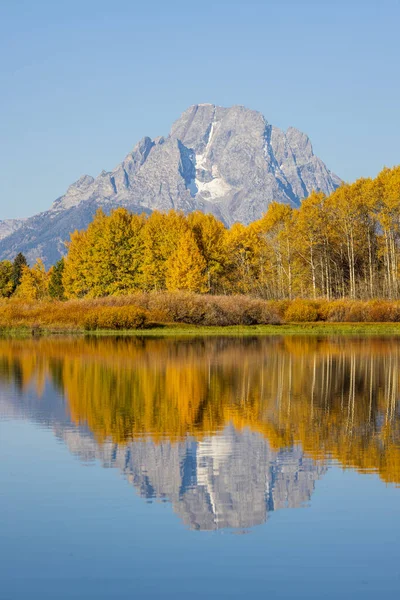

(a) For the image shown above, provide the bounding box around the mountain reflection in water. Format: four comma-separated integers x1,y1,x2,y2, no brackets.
0,335,399,531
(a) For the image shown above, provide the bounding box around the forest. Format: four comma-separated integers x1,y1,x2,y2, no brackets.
2,165,400,303
2,166,400,328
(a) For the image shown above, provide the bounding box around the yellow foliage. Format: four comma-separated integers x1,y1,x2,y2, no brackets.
4,295,400,330
8,165,400,302
83,305,148,330
139,210,189,291
166,230,208,292
1,336,399,484
285,300,319,322
16,260,49,301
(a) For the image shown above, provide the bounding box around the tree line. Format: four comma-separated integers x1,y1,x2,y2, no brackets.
0,252,65,300
2,165,400,301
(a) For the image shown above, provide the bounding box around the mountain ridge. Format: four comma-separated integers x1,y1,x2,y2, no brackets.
0,103,341,267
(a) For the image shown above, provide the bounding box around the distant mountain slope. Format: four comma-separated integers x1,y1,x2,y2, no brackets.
0,218,26,241
0,104,340,267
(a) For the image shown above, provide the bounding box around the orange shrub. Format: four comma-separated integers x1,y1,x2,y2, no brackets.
142,292,282,326
284,300,319,322
267,300,291,319
319,300,400,323
366,300,400,322
4,295,400,330
83,306,148,331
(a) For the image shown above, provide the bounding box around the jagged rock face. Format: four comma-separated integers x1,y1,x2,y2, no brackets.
0,218,26,241
0,104,340,267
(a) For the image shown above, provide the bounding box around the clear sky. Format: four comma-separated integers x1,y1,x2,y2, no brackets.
1,0,399,219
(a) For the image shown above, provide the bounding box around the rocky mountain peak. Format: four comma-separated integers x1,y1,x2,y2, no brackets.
285,126,314,161
0,103,341,267
52,174,95,211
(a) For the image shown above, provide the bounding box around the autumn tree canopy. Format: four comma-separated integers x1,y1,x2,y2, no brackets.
3,166,400,301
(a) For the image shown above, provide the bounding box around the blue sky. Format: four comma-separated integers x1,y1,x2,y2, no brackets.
1,0,399,219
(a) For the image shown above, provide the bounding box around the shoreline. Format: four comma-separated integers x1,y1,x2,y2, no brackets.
3,322,400,337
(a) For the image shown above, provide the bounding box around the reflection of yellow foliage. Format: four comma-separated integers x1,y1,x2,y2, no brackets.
0,336,399,484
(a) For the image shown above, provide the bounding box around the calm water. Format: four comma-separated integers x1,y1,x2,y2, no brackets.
0,335,399,599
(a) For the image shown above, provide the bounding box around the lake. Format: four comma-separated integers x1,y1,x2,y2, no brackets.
0,335,399,599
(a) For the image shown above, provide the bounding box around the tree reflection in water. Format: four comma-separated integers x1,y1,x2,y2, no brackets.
0,335,399,530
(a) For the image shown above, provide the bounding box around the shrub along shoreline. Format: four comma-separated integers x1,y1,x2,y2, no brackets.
3,293,400,335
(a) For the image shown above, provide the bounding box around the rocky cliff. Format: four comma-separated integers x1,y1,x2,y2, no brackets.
0,104,340,266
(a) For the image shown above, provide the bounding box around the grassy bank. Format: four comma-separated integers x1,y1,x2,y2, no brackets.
3,293,400,336
3,323,400,338
84,323,400,336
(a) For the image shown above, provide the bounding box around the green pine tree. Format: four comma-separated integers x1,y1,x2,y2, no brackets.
11,252,27,292
49,258,65,300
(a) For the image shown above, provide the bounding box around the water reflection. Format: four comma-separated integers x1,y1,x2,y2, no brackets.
0,336,399,530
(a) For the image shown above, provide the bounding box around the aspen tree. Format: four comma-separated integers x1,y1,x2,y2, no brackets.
166,230,208,292
0,261,14,298
16,259,49,300
294,192,326,299
187,211,228,293
256,203,294,299
139,210,188,291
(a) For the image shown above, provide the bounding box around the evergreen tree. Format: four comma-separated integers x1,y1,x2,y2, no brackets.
48,258,65,300
11,252,27,292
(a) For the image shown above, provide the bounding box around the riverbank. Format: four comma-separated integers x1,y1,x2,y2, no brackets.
3,322,400,337
3,294,400,336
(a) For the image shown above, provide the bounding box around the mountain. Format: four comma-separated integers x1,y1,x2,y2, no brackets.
0,218,26,241
0,377,325,531
112,427,325,531
0,104,341,267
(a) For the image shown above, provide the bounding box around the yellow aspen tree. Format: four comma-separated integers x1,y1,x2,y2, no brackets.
63,209,108,298
81,209,110,297
33,259,50,299
0,261,14,298
63,229,91,298
187,211,228,292
16,259,49,300
375,167,400,298
359,177,380,298
329,180,372,299
223,222,262,294
139,210,188,290
293,192,326,298
165,230,208,292
15,265,37,300
256,203,294,299
98,209,145,295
